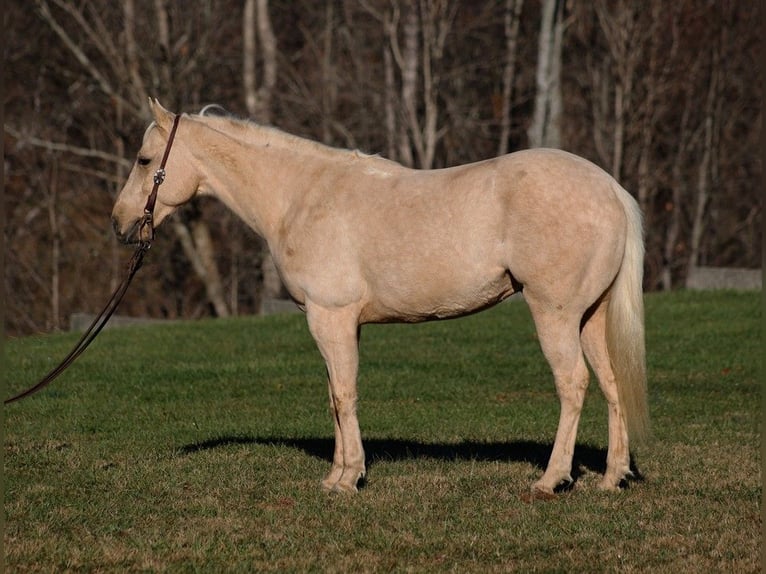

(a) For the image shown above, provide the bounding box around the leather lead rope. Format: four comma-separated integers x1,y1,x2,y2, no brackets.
5,245,149,404
5,114,181,405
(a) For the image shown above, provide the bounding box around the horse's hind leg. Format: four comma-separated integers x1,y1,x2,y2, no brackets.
526,301,590,494
580,299,631,490
306,303,366,494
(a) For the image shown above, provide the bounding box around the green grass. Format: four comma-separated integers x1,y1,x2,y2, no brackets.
4,290,761,572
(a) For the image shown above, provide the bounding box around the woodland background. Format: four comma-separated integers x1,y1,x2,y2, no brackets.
4,0,762,336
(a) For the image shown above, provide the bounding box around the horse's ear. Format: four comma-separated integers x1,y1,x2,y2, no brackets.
148,98,175,132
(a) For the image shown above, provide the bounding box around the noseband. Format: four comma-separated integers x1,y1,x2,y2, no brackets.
5,114,182,404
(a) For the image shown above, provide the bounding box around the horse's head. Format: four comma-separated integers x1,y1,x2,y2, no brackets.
112,99,199,244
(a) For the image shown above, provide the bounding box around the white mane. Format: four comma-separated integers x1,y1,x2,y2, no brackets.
192,104,392,168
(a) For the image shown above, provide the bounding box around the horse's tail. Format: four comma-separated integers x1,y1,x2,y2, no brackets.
606,182,649,444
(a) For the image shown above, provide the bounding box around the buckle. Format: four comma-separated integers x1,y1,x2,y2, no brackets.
138,211,155,243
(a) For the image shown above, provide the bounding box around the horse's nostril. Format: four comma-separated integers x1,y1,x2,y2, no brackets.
111,217,131,243
111,217,141,245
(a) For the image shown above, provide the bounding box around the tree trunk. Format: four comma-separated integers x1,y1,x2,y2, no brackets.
229,227,241,316
587,55,612,169
112,97,126,293
190,217,230,317
320,0,335,145
497,0,524,156
171,217,229,317
244,0,277,124
398,3,418,168
686,40,721,283
528,0,563,148
663,93,695,291
636,15,657,223
384,41,397,160
418,0,447,170
243,0,258,118
594,1,641,181
122,0,149,113
47,157,61,331
392,1,454,169
153,0,172,90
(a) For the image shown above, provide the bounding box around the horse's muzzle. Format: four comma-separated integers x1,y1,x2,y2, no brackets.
112,217,140,245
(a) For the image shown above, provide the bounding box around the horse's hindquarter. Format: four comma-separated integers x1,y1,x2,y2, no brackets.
275,149,626,322
499,149,628,307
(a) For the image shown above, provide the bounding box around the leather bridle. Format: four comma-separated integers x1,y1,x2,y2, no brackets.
5,114,182,404
138,114,181,244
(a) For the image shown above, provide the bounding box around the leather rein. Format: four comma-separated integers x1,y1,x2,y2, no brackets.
5,114,182,405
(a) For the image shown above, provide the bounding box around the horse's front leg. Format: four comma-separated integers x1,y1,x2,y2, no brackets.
306,303,365,494
321,379,346,490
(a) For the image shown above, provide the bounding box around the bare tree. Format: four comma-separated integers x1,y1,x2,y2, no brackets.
527,0,563,148
243,0,278,124
384,18,398,160
635,0,679,224
397,2,419,167
686,19,723,283
662,47,706,291
384,0,456,168
593,0,646,181
497,0,524,156
46,157,61,331
32,0,233,317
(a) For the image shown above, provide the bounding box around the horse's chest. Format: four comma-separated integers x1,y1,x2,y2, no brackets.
270,233,365,309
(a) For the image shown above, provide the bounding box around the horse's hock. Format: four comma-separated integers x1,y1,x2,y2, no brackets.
686,266,762,290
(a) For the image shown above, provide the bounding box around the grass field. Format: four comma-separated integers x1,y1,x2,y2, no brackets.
4,290,761,572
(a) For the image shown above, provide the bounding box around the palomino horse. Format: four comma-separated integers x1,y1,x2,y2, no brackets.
112,100,648,495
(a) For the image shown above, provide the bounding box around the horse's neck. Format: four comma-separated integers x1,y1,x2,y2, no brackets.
194,121,328,242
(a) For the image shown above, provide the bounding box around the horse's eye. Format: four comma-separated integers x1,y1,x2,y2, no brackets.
137,157,151,166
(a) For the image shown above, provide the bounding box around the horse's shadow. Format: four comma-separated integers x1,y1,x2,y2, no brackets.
178,435,644,487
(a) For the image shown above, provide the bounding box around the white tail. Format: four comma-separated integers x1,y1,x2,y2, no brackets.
606,183,649,444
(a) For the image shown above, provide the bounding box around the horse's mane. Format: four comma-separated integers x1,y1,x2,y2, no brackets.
194,104,387,165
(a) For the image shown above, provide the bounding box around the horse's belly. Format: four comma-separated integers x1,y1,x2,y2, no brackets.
360,265,516,323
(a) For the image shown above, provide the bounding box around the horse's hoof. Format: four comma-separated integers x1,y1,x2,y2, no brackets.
598,472,632,491
321,466,365,494
330,481,358,495
531,473,572,496
326,469,365,494
321,467,344,492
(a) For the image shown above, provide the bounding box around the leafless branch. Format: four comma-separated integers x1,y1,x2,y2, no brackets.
36,0,141,118
5,125,132,168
